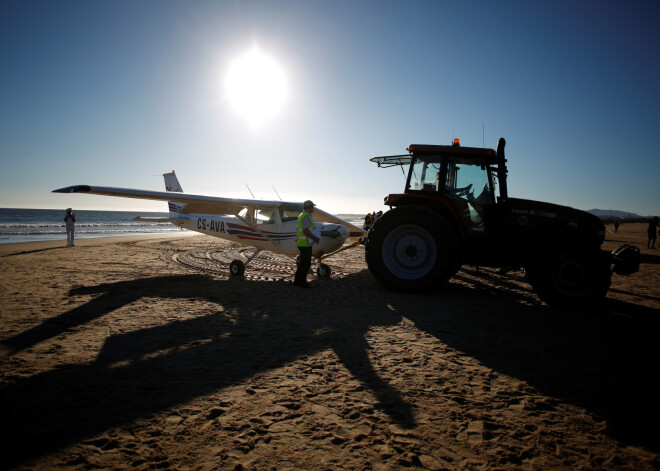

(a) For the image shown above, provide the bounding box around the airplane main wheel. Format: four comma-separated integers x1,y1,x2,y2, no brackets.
230,260,246,277
316,263,331,278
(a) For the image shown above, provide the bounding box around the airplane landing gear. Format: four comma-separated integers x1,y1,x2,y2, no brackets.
229,248,262,277
316,262,331,278
230,259,245,276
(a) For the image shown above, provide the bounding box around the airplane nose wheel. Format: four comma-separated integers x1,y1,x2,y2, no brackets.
230,259,246,277
316,263,331,278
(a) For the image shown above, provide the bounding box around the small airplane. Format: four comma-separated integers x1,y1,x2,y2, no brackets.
53,171,367,278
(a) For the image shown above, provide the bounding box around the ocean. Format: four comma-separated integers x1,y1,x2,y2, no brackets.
0,208,367,245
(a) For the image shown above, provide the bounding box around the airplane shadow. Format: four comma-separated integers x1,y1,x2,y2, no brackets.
1,273,411,468
1,270,659,467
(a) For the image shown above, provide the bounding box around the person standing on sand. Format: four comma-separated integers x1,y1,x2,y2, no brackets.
648,216,658,249
64,208,76,246
294,200,320,288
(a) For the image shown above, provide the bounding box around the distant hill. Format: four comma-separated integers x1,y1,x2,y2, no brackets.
587,209,641,218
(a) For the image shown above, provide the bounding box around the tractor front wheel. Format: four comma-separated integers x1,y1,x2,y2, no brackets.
365,206,461,292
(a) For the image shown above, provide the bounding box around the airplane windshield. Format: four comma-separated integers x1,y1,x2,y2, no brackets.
254,208,302,224
281,209,301,223
256,209,274,224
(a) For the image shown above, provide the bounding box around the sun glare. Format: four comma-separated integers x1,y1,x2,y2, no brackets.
226,49,286,127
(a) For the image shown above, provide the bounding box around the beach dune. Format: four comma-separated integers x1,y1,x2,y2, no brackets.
0,226,658,469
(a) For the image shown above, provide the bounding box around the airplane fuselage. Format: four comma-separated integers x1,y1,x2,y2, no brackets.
176,213,349,256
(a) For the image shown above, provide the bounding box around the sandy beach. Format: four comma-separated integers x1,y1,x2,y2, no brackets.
1,224,658,470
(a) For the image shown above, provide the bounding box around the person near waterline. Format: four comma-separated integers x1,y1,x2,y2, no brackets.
64,208,76,246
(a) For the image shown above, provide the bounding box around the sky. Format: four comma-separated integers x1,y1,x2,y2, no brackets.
1,0,659,216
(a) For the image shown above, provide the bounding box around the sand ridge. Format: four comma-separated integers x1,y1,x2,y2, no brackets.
0,225,658,469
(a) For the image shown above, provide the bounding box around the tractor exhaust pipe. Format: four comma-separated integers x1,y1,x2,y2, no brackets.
497,137,508,202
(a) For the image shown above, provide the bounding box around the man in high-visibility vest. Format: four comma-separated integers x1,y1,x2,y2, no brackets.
294,200,320,288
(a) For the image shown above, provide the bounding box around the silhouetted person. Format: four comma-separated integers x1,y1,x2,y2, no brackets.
648,217,658,249
64,208,76,246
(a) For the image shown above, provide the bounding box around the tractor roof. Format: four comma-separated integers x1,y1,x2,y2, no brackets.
371,144,498,168
408,144,497,159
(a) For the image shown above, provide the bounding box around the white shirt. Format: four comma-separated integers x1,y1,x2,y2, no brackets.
65,213,76,229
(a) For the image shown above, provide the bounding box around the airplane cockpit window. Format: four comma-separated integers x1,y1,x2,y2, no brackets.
256,209,276,225
282,209,301,223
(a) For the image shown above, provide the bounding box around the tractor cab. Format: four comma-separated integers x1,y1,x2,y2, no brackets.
371,138,507,238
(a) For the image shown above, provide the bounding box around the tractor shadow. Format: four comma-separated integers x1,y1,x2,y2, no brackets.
397,268,660,452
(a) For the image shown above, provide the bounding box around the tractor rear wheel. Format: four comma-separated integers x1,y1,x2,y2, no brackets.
526,248,611,307
365,206,461,292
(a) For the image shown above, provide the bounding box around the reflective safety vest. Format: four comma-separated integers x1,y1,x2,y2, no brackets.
296,211,316,247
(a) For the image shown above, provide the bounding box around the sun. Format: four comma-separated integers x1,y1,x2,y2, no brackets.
225,49,286,127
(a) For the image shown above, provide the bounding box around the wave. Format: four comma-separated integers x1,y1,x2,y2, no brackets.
0,228,182,236
0,222,172,228
0,208,368,244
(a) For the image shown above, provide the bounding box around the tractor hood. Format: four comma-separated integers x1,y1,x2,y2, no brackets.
504,197,605,243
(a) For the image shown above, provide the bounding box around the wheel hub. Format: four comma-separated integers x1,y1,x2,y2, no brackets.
558,260,585,288
382,224,437,280
404,244,418,259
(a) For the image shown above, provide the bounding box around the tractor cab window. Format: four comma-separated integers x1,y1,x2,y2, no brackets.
443,159,493,233
407,159,442,192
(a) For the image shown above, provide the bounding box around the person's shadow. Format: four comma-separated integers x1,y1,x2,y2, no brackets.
1,273,412,468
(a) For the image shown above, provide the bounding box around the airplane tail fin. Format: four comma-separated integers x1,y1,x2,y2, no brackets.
164,170,185,215
164,171,183,192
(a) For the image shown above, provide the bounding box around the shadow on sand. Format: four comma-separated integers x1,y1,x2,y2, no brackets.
1,270,658,467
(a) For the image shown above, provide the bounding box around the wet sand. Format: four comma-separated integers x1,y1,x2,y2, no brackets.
1,225,658,469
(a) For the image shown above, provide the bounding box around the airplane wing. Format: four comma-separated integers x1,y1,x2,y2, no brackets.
52,185,281,215
53,185,368,239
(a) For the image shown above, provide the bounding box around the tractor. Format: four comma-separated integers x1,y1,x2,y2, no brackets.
365,138,639,306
